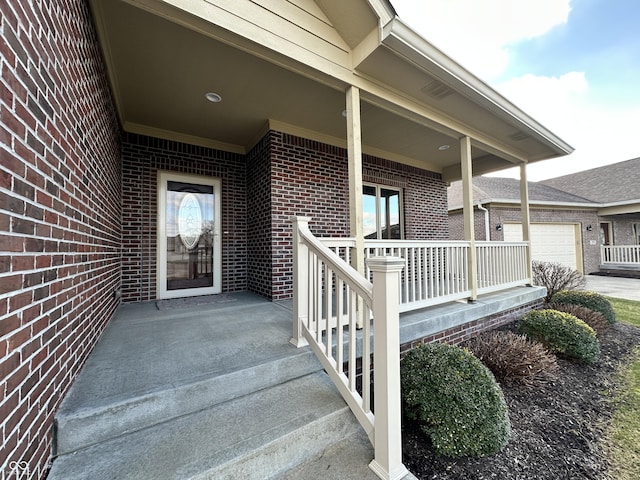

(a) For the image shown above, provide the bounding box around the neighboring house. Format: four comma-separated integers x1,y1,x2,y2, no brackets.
0,0,573,477
448,158,640,274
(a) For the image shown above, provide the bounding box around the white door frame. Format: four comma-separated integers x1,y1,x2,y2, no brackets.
157,171,222,299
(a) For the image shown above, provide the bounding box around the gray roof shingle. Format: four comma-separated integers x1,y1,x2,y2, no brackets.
448,157,640,208
447,176,593,208
539,157,640,203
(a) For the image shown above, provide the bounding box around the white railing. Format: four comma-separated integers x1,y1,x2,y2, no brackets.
476,241,530,294
290,217,408,480
364,240,471,312
601,245,640,265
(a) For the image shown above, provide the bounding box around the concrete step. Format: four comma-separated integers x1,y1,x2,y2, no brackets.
48,372,363,480
54,348,321,455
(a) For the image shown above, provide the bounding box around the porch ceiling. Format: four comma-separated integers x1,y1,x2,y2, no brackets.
89,0,568,180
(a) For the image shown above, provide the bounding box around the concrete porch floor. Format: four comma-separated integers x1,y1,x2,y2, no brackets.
61,286,544,413
51,286,544,479
58,292,297,414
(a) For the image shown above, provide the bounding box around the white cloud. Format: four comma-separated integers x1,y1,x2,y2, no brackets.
392,0,640,181
490,72,640,180
392,0,571,80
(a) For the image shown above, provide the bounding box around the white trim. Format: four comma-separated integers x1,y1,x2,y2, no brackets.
157,171,222,299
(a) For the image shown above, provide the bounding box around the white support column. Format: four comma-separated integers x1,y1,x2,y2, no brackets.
519,164,533,285
290,216,311,347
346,86,364,274
460,136,477,301
347,86,365,328
367,257,408,480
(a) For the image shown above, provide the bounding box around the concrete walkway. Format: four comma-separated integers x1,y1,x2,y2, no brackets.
584,275,640,302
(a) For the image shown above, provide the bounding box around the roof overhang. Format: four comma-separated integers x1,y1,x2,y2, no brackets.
88,0,572,181
449,199,640,217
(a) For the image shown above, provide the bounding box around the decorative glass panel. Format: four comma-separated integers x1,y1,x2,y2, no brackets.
166,181,215,291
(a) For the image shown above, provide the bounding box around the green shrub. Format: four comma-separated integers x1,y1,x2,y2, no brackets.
551,290,616,325
465,330,559,389
549,303,611,336
519,309,600,363
401,342,510,458
532,261,586,303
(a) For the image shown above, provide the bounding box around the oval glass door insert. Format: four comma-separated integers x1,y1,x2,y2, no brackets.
178,193,202,250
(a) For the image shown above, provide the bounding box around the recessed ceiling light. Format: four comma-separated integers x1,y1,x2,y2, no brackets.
205,92,222,103
438,144,450,151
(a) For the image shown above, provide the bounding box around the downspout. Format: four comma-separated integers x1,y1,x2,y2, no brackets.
477,203,490,240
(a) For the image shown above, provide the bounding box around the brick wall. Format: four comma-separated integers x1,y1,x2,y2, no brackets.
0,1,121,477
609,217,640,245
448,207,490,240
364,156,448,240
246,132,272,298
267,132,449,300
121,133,247,302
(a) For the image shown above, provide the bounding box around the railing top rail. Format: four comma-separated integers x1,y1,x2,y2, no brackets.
475,241,528,246
296,222,373,301
319,237,357,247
364,240,471,248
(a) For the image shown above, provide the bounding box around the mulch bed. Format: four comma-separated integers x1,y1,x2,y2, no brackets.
402,321,640,480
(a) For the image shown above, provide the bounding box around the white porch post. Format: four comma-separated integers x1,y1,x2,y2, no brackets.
346,86,364,270
290,216,311,347
346,86,365,327
461,136,477,301
367,257,408,480
519,164,533,284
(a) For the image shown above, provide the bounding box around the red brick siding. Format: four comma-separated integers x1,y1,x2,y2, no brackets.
121,133,247,302
0,1,121,476
120,130,448,302
268,132,449,300
246,132,272,298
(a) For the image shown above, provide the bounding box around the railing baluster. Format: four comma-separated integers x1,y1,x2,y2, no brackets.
325,266,333,358
336,278,344,373
316,256,323,344
348,288,357,393
362,304,371,414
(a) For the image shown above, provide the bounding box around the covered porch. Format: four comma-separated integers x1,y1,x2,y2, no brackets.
48,285,542,479
600,245,640,275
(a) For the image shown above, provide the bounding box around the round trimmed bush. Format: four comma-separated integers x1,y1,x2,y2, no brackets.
549,303,611,336
550,290,616,325
401,342,510,458
465,330,559,389
519,309,600,363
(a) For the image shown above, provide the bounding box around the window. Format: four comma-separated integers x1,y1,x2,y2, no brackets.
634,223,640,245
363,184,403,239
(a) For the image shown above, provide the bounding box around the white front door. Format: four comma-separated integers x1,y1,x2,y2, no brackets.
157,171,222,299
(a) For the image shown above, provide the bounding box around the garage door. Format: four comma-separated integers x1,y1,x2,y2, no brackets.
503,223,580,271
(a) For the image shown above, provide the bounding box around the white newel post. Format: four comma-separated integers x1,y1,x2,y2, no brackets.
367,257,409,480
290,216,311,347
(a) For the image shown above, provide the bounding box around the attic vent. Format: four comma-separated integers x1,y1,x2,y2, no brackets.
420,80,455,100
509,131,530,141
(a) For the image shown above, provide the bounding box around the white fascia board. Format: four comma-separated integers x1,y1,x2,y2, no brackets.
449,198,640,213
380,18,574,156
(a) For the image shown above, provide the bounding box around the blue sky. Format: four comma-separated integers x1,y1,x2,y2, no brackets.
392,0,640,180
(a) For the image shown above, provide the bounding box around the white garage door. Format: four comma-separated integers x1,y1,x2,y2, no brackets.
503,223,580,271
